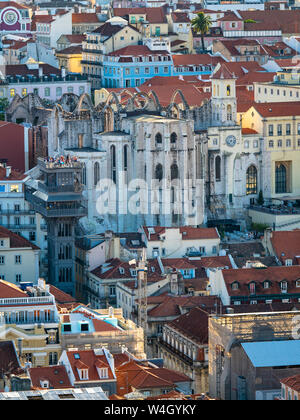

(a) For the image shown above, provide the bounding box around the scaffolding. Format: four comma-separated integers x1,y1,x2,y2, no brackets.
209,311,300,399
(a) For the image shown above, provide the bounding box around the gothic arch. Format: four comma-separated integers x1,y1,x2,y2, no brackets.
169,89,190,111
58,93,79,113
75,93,94,113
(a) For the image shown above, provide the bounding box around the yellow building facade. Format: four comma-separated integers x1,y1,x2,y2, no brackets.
56,46,83,74
242,102,300,200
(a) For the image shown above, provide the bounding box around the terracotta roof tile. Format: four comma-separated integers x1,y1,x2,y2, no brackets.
29,365,72,389
167,306,210,345
222,265,300,297
72,13,100,24
0,226,39,250
270,230,300,265
281,374,300,392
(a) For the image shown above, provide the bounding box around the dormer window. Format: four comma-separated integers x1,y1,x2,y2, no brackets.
285,259,293,266
263,281,270,289
231,282,239,291
280,281,288,293
99,368,108,379
296,280,300,288
40,380,49,388
249,282,256,295
130,269,137,277
119,267,125,274
78,369,89,380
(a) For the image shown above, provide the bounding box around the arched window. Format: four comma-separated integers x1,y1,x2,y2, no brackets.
215,156,221,182
123,145,128,171
275,163,287,194
94,162,100,186
170,132,177,144
82,163,87,185
155,163,163,182
246,165,257,195
111,145,116,183
155,133,162,144
226,85,231,96
170,163,179,180
227,104,232,121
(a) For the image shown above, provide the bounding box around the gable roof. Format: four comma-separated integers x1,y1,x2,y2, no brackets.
167,306,210,345
66,349,115,382
252,102,300,118
0,341,24,380
113,7,167,23
0,280,28,299
72,13,100,24
270,230,300,264
0,226,40,250
29,365,72,389
222,265,300,296
281,374,300,392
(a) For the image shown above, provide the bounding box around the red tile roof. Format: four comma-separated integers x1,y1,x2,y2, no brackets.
29,365,72,389
167,306,209,345
0,226,40,250
109,45,170,58
72,13,100,24
172,54,224,67
0,165,26,181
147,295,221,318
0,280,29,299
252,102,300,117
113,7,167,23
270,230,300,265
281,374,300,393
115,360,190,396
0,341,24,383
66,349,115,383
64,34,86,43
240,10,300,34
222,265,300,297
49,285,77,305
171,12,190,23
5,64,60,77
92,318,119,333
212,63,237,80
142,226,219,241
57,45,82,55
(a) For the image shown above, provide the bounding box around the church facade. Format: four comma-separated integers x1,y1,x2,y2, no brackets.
6,63,262,234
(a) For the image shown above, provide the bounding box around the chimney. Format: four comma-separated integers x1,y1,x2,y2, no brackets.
5,166,11,178
61,66,66,79
38,66,43,78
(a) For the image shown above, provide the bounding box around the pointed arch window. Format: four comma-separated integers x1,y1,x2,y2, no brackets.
82,163,87,185
123,145,128,171
215,156,221,182
170,132,177,144
246,165,257,195
171,163,179,180
155,132,162,144
155,163,163,182
275,163,287,194
111,145,116,183
227,104,232,121
94,162,100,186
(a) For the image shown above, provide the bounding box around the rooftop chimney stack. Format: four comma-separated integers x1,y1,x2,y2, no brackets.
5,166,11,178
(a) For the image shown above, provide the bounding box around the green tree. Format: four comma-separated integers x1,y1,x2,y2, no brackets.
191,12,212,52
257,190,264,206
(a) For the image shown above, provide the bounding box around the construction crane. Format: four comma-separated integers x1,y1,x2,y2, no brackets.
130,248,148,356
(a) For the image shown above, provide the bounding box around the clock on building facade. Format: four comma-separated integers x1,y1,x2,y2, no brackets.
225,135,237,147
